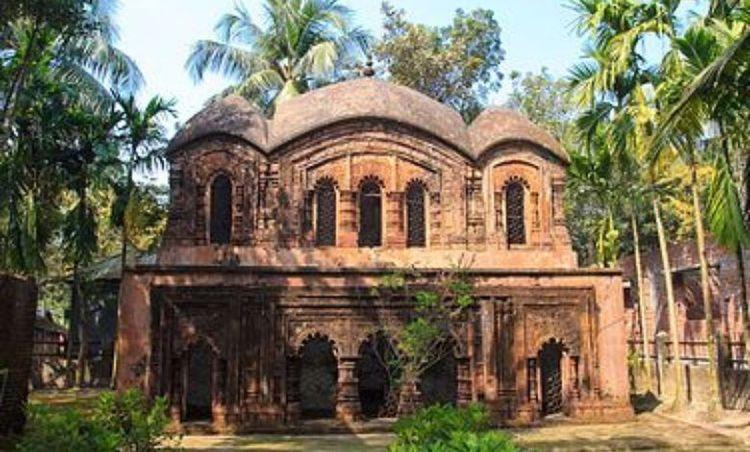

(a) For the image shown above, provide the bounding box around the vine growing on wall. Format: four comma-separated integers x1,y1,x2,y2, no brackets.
372,259,475,415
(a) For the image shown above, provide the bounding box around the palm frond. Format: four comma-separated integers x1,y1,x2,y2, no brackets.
185,39,264,82
706,155,750,249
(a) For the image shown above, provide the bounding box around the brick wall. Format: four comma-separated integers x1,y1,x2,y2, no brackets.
0,275,38,435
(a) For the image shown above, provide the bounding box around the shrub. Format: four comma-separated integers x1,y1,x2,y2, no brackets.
93,389,174,451
16,405,120,452
389,404,520,451
16,389,177,452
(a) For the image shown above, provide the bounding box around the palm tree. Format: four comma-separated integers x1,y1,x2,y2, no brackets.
568,0,686,404
0,0,143,276
1,0,143,138
654,0,750,364
110,93,175,387
185,0,370,113
60,106,121,386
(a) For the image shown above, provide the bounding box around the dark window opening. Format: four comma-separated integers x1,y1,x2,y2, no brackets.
539,339,564,416
357,332,396,417
299,335,338,419
506,181,525,245
315,179,337,246
209,174,232,244
185,341,213,421
406,181,426,248
358,179,382,247
421,352,457,406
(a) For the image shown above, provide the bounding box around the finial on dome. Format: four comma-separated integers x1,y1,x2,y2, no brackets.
362,56,375,77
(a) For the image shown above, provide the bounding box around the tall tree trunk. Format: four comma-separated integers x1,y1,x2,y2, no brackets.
632,213,652,391
690,161,720,412
74,263,88,388
735,246,750,363
111,163,134,388
718,119,750,364
653,197,687,409
65,273,78,387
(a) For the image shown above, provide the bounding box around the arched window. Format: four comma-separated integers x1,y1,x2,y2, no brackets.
209,174,232,244
358,178,382,247
406,181,426,248
505,181,525,245
315,179,337,246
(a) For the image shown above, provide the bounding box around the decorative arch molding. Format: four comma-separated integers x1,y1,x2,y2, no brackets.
524,308,582,357
356,174,386,191
179,334,222,358
500,174,531,192
289,329,342,358
168,133,268,161
314,175,340,190
273,117,472,166
476,140,566,168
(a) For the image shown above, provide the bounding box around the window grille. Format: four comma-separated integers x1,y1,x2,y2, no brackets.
315,180,336,246
406,181,426,247
505,181,525,245
209,174,232,244
358,179,382,247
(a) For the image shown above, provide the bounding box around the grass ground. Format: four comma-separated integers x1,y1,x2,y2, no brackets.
28,388,105,413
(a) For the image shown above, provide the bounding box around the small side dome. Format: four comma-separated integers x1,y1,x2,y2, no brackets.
469,108,568,163
168,95,268,154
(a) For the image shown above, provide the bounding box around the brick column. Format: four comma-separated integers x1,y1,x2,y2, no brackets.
285,356,301,423
456,356,472,407
386,192,405,248
429,192,442,247
336,355,362,422
169,357,182,425
397,379,423,415
338,191,357,247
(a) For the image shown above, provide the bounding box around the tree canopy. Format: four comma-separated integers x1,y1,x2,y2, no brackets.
374,2,505,122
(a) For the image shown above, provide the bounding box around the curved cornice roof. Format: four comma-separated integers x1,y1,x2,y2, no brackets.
468,108,567,162
169,94,268,152
168,78,569,164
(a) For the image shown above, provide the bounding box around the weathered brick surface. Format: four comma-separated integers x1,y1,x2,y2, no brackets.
0,274,37,435
119,79,631,431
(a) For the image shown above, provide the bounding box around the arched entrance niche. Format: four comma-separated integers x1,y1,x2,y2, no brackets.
298,333,339,419
538,338,566,416
184,339,219,421
357,331,397,418
420,348,458,407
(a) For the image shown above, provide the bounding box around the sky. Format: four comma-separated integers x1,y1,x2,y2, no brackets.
115,0,587,127
113,0,705,185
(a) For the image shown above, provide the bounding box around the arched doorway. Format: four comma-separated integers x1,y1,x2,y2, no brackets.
185,340,213,421
538,339,565,416
299,334,338,419
421,352,457,406
357,332,396,418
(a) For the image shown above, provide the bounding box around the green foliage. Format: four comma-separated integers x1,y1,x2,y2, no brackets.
16,404,120,452
92,389,174,452
185,0,370,112
389,404,519,452
375,266,474,413
505,68,577,146
17,389,175,451
374,2,504,122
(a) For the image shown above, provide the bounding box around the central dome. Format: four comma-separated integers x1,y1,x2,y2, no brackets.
268,78,471,153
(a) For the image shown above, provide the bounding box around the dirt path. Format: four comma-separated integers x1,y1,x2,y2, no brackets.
178,413,747,451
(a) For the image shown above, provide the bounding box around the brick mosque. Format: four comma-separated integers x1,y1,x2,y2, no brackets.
115,77,633,431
